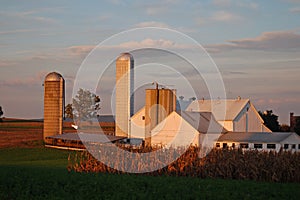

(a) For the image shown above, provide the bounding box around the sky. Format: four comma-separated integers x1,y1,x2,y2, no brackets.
0,0,300,124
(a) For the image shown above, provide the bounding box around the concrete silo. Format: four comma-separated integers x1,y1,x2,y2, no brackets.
115,53,134,137
145,88,176,146
43,72,65,143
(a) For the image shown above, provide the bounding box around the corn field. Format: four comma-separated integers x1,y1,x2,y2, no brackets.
68,146,300,182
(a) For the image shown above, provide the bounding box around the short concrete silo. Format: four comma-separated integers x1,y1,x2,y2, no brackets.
43,72,65,143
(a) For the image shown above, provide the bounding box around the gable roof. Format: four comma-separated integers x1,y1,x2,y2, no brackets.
178,111,227,134
186,99,250,121
217,132,294,143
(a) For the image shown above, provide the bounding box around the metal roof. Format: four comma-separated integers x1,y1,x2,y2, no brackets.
186,99,249,121
98,115,115,123
45,72,63,82
217,132,293,143
46,132,125,143
117,52,133,61
179,111,227,134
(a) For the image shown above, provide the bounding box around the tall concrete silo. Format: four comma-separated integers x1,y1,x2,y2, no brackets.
43,72,65,143
145,88,176,146
115,53,134,137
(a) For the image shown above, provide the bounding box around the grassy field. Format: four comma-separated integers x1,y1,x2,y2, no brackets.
0,147,299,199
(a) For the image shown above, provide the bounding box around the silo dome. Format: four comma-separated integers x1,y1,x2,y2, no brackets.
45,72,63,82
117,52,133,61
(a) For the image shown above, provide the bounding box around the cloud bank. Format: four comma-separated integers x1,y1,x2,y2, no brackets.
206,30,300,52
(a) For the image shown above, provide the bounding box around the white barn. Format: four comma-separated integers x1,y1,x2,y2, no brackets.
186,98,271,133
130,109,228,148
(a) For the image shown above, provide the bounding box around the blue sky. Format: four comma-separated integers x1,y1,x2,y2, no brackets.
0,0,300,124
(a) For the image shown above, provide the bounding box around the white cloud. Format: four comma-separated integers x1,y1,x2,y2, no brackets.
290,7,300,13
0,10,58,26
212,0,232,7
67,45,95,56
211,11,242,22
66,38,197,57
0,71,48,87
195,10,242,25
236,2,258,10
134,21,171,28
206,30,300,52
117,38,176,48
145,6,167,15
212,0,258,9
0,29,36,35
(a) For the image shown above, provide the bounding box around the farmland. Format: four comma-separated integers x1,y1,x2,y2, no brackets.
0,119,299,199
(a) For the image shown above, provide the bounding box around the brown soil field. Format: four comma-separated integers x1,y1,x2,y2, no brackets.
0,119,43,148
0,118,115,148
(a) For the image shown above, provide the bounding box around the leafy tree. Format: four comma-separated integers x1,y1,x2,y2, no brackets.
0,106,3,122
65,104,74,119
294,118,300,135
279,124,290,132
72,88,101,125
259,110,280,132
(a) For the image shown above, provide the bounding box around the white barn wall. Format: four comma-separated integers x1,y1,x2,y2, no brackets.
130,108,145,138
219,121,233,131
151,112,199,147
233,104,272,133
248,104,271,132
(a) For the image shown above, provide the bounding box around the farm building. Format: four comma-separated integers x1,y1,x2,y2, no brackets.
130,98,271,141
185,98,271,132
290,112,300,132
215,132,300,152
45,132,125,150
150,111,227,148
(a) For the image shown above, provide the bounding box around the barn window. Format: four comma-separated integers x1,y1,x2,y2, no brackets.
254,144,262,149
292,144,296,149
284,144,289,149
267,144,276,149
142,116,145,120
222,143,227,149
240,143,249,149
232,143,235,148
216,143,220,148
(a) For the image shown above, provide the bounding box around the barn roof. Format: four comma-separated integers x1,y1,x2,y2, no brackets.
179,111,227,134
217,132,293,143
46,132,125,143
186,99,250,121
98,115,115,123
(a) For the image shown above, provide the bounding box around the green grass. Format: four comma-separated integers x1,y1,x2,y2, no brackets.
0,148,299,199
0,148,70,168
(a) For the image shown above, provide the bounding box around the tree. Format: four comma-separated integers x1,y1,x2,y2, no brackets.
65,104,74,119
0,106,3,122
294,118,300,135
72,88,101,126
279,124,290,132
259,110,280,132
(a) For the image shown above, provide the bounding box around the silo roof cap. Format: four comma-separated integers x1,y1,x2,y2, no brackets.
117,52,133,61
45,72,63,82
